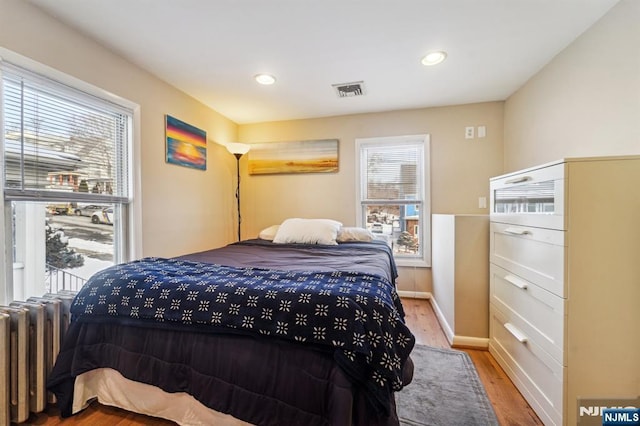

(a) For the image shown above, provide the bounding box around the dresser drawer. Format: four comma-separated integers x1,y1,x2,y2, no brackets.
489,307,564,426
490,162,565,230
490,264,565,364
490,222,565,297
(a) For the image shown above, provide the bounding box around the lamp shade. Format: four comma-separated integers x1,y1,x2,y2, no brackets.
226,142,250,155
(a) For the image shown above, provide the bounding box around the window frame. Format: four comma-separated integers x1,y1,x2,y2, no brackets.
0,48,141,304
355,134,431,267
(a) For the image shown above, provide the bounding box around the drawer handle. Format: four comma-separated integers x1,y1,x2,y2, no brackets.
504,322,528,343
504,227,531,236
504,176,532,184
504,274,528,290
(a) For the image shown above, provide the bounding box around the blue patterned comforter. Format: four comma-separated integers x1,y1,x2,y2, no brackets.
70,257,415,414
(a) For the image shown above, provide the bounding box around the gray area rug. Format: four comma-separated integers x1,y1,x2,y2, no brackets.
396,344,499,426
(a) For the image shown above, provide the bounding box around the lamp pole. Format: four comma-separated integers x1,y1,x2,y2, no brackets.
234,153,242,241
226,142,250,242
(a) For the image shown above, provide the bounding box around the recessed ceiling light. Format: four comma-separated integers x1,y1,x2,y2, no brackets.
421,51,447,66
254,74,276,85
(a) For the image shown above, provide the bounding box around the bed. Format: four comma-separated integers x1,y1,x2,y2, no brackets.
47,230,415,425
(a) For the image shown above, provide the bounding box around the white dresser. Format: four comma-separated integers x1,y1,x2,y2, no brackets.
488,156,640,426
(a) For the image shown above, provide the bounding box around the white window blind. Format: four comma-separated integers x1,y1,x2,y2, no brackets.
361,143,422,202
2,62,131,203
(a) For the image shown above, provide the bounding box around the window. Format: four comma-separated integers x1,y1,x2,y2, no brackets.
1,58,135,304
355,134,430,267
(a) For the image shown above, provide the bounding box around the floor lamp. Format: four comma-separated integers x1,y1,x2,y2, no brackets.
226,143,250,241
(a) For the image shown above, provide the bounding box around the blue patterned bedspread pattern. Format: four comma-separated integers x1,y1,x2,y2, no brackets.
70,257,415,415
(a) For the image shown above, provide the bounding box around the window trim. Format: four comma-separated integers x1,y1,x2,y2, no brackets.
0,48,142,304
355,134,431,267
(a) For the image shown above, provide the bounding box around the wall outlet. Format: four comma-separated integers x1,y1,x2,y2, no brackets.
465,126,475,139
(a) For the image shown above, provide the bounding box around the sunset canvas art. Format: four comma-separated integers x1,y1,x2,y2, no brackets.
248,139,339,175
165,115,207,170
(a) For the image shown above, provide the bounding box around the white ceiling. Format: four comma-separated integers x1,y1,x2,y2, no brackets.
28,0,619,124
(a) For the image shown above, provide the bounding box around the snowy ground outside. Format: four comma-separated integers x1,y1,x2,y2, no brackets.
67,237,114,279
48,215,115,282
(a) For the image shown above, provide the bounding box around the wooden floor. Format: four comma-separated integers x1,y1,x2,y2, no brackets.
26,298,542,425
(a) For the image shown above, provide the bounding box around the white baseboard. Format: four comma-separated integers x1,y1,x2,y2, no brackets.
428,296,489,349
397,291,431,299
428,296,454,344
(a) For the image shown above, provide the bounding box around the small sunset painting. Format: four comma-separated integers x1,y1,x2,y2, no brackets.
248,139,339,175
165,115,207,170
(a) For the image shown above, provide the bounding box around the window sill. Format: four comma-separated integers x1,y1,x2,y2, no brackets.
395,258,430,268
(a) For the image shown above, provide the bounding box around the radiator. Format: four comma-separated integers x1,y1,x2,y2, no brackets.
0,291,76,425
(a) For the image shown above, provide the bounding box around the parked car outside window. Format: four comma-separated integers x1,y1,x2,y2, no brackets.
74,204,105,217
47,203,73,215
91,208,114,225
371,223,384,233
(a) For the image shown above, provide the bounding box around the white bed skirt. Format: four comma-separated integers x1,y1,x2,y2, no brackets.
72,368,253,426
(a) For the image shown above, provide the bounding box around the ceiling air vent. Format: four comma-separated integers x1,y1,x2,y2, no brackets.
332,81,365,98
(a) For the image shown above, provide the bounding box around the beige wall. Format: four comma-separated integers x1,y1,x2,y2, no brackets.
0,0,239,258
504,0,640,172
239,102,504,292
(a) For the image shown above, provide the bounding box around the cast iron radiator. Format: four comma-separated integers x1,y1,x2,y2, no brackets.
0,291,75,425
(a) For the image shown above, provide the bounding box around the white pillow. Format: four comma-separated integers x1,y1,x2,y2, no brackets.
336,226,374,242
272,218,342,245
258,225,280,240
